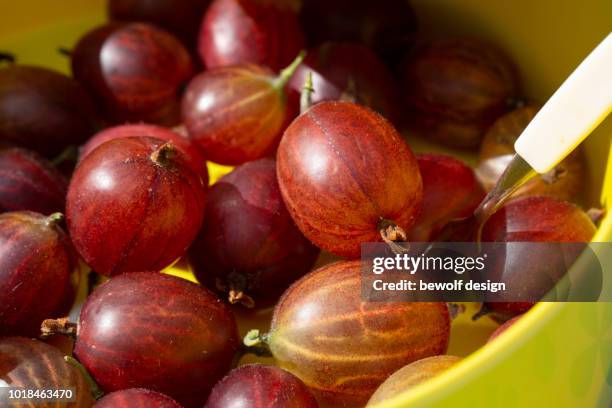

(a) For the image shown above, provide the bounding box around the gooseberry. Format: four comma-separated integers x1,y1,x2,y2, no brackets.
189,158,319,307
0,212,78,337
66,137,205,276
244,260,450,407
198,0,304,71
399,38,519,147
277,101,422,258
205,364,318,408
0,147,67,215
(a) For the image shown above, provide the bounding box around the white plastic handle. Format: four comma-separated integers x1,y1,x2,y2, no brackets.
514,32,612,173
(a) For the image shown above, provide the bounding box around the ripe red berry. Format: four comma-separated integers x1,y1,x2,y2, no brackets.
198,0,304,71
482,196,597,316
0,147,67,215
408,153,485,241
205,364,318,408
67,137,205,276
0,212,78,337
79,123,208,183
277,101,422,258
182,54,303,165
0,337,94,407
70,272,240,408
248,261,450,407
108,0,212,49
0,65,98,157
71,22,193,125
94,388,182,408
189,158,319,307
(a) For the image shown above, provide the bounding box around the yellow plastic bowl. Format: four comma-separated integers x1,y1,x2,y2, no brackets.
1,1,610,407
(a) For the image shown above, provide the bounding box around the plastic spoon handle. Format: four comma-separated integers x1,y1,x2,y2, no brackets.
515,32,612,173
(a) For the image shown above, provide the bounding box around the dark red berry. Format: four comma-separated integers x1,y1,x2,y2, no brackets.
277,101,422,258
0,212,78,337
482,196,597,316
73,272,240,408
94,388,182,408
71,22,193,125
205,364,318,408
0,147,67,214
189,158,319,307
79,123,208,183
198,0,304,71
67,137,205,276
0,337,94,407
0,65,98,157
408,153,485,241
108,0,212,49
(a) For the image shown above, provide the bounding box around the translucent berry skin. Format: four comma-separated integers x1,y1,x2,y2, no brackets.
0,212,78,337
182,64,291,165
277,101,422,258
408,154,485,241
399,38,518,148
79,124,208,183
189,158,319,306
287,42,401,124
94,388,182,408
482,196,597,315
74,272,240,408
0,147,67,215
267,261,450,407
198,0,304,71
205,364,319,408
108,0,212,49
0,65,98,157
71,22,193,124
366,355,461,406
0,337,94,408
66,137,205,276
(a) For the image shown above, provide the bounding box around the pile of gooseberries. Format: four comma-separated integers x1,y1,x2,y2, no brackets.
0,0,600,407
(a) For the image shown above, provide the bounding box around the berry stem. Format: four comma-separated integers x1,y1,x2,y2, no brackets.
51,145,78,167
58,47,72,57
64,356,105,400
587,208,605,225
150,142,176,167
300,71,314,113
274,50,306,90
41,317,78,339
377,218,409,255
225,273,255,308
243,329,273,357
472,303,491,321
45,212,64,227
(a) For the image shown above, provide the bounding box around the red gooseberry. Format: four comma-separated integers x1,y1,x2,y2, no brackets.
277,101,422,258
66,137,205,276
